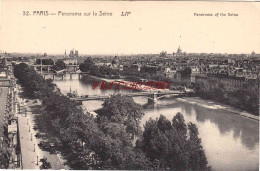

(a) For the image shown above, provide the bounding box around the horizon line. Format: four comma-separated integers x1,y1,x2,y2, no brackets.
1,51,259,56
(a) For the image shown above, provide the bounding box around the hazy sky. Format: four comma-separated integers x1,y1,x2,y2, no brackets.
0,1,259,55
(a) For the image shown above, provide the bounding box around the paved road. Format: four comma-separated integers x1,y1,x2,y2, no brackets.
18,113,40,169
17,95,68,169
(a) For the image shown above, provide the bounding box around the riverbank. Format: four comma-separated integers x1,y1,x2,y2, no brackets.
88,75,123,82
84,75,172,92
177,97,259,121
83,75,259,121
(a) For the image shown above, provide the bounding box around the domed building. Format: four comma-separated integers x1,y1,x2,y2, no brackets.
176,46,185,57
177,46,182,54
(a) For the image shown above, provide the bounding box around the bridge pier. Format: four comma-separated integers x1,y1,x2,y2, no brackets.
47,66,50,73
61,74,64,80
78,74,81,80
148,92,158,103
148,98,157,103
70,74,72,79
40,66,42,74
53,75,55,80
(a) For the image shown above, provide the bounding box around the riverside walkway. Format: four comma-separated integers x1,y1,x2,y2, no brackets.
18,113,39,169
177,97,259,121
17,93,68,169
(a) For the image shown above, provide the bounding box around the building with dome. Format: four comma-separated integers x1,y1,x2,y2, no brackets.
174,46,185,57
177,46,182,54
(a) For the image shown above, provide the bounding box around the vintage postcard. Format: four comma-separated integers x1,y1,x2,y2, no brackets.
0,1,259,170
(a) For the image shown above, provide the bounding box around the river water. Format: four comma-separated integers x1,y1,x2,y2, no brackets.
50,74,259,171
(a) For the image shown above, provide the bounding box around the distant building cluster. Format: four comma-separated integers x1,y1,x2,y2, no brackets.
92,47,260,87
63,49,79,65
66,49,78,58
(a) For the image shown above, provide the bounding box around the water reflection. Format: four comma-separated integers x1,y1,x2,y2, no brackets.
139,99,259,171
53,74,259,171
194,106,259,151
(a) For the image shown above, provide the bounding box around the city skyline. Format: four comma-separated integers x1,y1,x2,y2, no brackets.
0,48,259,56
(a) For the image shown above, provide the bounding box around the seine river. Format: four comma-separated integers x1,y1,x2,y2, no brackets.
51,74,259,171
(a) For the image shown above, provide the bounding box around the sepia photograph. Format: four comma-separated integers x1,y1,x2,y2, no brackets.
0,1,259,170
